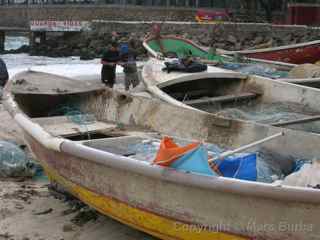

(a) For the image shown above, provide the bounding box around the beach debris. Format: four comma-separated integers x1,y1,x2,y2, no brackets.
3,187,39,202
71,207,98,226
53,88,69,94
0,141,34,178
26,87,39,92
62,224,74,232
0,232,13,239
33,208,53,215
48,182,99,226
14,203,24,210
13,79,27,85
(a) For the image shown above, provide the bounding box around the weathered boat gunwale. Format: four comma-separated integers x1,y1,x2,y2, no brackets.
157,71,247,89
4,78,320,205
218,39,320,55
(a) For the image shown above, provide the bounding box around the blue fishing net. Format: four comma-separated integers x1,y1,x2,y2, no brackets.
0,141,37,177
49,104,96,139
49,105,95,125
221,63,288,79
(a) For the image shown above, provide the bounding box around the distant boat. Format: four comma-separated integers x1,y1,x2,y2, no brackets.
142,58,320,134
143,35,320,89
218,39,320,64
4,71,320,240
143,34,294,78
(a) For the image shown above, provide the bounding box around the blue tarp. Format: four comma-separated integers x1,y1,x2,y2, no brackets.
216,153,257,181
171,145,216,176
170,144,257,181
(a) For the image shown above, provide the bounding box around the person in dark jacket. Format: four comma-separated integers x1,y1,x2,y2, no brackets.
0,58,8,87
101,42,120,88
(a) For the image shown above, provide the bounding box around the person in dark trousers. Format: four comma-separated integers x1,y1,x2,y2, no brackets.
0,58,8,88
101,42,120,88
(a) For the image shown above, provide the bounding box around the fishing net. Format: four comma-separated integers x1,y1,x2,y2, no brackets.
128,137,287,183
0,141,37,177
49,104,96,139
220,63,288,79
216,102,320,133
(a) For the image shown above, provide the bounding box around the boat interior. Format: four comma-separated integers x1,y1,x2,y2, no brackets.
11,86,313,184
8,71,320,186
13,90,163,161
159,75,320,134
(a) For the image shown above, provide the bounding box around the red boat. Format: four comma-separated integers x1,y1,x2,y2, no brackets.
218,40,320,64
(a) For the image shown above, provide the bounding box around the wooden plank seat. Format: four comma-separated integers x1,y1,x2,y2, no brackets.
32,115,116,137
184,92,259,106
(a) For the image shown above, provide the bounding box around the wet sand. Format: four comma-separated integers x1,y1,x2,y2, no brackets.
0,180,153,240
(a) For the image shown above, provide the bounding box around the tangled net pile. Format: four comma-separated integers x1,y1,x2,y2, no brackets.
216,102,320,133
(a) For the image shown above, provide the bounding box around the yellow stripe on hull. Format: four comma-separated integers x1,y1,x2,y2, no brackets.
44,163,248,240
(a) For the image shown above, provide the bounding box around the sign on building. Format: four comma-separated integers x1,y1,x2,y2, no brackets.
30,20,91,32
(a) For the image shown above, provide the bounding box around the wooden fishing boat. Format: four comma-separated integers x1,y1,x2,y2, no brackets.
142,59,320,134
143,34,295,78
218,39,320,64
4,71,320,240
143,35,320,87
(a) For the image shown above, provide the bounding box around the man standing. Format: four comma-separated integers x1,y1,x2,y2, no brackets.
0,57,8,88
121,41,139,91
101,42,120,88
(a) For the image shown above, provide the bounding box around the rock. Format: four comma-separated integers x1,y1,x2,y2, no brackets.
62,224,74,232
253,36,264,45
15,203,24,210
214,43,226,49
71,207,98,226
72,49,81,56
33,208,53,215
282,33,292,44
288,64,320,79
227,35,237,44
79,49,95,60
88,39,102,49
235,42,242,50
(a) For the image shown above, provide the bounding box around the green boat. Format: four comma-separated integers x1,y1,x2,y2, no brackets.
143,35,294,79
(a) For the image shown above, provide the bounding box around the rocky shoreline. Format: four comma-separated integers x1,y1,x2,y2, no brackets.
3,22,320,60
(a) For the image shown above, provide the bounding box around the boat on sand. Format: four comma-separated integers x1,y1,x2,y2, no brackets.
142,59,320,134
143,35,320,88
218,39,320,64
4,71,320,240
